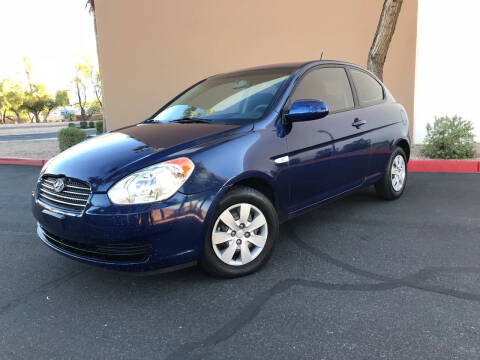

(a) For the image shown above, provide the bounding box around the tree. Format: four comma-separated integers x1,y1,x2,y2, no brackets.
93,70,102,107
21,57,49,123
41,90,70,121
22,83,48,123
367,0,403,80
23,56,34,93
4,81,26,123
73,58,93,121
0,80,6,124
41,97,57,122
0,80,27,124
56,90,69,108
87,99,101,117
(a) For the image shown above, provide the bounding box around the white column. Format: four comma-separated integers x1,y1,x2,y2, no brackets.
414,0,480,143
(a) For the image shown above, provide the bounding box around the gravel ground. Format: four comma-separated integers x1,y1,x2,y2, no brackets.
0,140,59,159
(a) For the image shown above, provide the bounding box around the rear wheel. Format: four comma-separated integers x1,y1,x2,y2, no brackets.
375,147,408,200
201,186,279,278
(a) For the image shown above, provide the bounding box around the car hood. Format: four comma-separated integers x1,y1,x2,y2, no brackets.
42,122,245,192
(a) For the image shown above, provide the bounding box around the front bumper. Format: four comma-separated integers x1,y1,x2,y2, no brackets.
32,189,218,271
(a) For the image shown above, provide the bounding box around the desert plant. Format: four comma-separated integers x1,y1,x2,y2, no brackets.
79,120,87,129
63,112,75,122
95,120,103,135
424,116,476,159
58,127,88,151
87,100,102,116
88,121,95,128
67,122,76,128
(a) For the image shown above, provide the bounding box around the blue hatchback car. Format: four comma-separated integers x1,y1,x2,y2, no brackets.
33,60,410,277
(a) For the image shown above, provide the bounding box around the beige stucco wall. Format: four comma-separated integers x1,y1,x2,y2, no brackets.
95,0,417,136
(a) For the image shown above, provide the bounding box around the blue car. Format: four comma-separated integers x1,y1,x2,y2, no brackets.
33,61,410,277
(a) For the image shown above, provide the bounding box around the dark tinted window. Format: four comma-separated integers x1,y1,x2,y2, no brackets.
350,69,384,106
290,67,354,112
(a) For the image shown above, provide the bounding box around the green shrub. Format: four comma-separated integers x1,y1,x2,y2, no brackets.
58,127,88,152
424,116,476,159
95,120,104,135
88,121,95,128
79,121,88,129
67,122,76,128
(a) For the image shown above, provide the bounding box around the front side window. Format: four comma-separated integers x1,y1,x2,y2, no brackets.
147,69,293,125
350,68,384,107
290,67,354,112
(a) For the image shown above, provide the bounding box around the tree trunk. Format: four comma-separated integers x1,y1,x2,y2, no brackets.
34,112,41,123
95,88,102,108
367,0,403,81
43,111,52,122
13,111,21,123
75,80,87,121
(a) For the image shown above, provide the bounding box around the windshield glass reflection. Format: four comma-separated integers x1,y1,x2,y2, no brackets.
147,70,292,125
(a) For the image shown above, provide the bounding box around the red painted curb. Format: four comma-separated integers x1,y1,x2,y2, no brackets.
0,157,47,166
409,159,480,173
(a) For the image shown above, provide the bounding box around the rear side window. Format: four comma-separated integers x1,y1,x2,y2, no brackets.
350,69,384,106
290,67,354,112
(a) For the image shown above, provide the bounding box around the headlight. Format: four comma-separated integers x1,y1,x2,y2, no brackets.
107,157,194,204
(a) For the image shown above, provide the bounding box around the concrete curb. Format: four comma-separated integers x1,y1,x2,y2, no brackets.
1,157,479,173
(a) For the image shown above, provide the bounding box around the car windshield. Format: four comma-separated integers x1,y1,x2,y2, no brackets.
146,69,293,125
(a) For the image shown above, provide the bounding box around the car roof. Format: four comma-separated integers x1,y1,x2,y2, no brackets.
211,60,366,79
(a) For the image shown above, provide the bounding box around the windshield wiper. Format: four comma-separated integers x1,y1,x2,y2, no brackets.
169,118,212,124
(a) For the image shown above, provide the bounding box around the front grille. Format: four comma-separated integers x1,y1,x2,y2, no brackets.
38,176,91,215
40,226,151,262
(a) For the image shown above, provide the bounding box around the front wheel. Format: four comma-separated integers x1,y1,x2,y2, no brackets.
200,186,279,278
375,147,408,200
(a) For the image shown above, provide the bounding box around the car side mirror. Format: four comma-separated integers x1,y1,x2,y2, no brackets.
284,100,329,123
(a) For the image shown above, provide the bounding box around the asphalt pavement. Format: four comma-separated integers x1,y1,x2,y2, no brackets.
1,165,480,359
0,128,96,142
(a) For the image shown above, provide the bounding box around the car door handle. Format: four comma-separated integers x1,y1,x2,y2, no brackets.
352,118,366,128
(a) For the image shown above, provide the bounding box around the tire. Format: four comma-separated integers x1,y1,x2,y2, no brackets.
375,147,408,200
200,186,279,278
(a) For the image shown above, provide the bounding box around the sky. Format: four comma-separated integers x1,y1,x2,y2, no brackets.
0,0,98,94
414,0,480,142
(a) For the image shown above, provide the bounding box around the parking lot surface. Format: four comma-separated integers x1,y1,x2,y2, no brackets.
1,165,480,359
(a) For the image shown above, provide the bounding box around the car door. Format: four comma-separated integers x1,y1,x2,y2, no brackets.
283,66,371,213
347,67,391,178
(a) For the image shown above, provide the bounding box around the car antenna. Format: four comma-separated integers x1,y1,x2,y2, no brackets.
320,51,324,60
